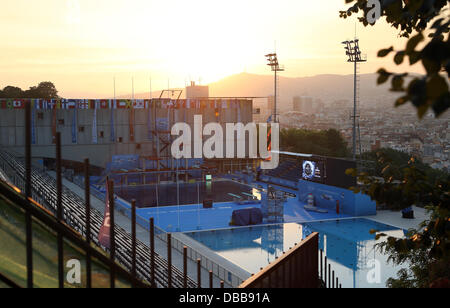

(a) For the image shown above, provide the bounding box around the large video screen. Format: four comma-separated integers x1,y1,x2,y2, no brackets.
301,160,323,182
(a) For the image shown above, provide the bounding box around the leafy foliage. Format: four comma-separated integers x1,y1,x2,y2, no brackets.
360,148,448,184
340,0,450,118
280,128,350,158
348,151,450,287
0,82,59,99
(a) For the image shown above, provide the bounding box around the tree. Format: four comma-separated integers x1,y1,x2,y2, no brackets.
1,86,24,98
341,0,450,287
348,154,450,287
33,81,59,99
340,0,450,118
1,82,59,99
280,128,350,157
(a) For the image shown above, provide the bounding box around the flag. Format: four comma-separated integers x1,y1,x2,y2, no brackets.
133,99,145,109
13,99,25,109
117,99,130,109
78,100,89,109
100,99,109,109
98,181,112,248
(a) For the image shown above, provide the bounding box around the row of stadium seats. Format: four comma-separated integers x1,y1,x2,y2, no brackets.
265,159,301,183
0,150,197,288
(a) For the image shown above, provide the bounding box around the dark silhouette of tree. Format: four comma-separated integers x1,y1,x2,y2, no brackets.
340,0,450,118
280,128,350,158
1,82,59,99
2,86,24,98
341,0,450,288
33,81,59,99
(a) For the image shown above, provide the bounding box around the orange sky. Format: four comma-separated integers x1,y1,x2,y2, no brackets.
0,0,425,98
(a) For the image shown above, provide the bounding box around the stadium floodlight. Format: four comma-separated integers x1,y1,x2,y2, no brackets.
265,53,284,123
342,39,367,161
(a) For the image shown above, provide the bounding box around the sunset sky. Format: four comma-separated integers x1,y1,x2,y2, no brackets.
1,0,425,98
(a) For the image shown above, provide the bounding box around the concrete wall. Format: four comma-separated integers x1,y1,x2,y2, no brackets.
0,101,253,168
297,179,376,216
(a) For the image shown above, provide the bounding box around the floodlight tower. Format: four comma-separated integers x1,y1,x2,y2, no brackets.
265,53,284,123
342,39,366,161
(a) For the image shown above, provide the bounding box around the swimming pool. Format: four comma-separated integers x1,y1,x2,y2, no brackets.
184,218,408,288
115,180,261,208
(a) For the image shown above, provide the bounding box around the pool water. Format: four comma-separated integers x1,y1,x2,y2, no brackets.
116,180,261,208
185,218,408,288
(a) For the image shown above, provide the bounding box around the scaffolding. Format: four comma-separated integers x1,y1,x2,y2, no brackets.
261,186,285,223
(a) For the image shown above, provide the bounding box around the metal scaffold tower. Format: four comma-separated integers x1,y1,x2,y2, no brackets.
342,39,367,161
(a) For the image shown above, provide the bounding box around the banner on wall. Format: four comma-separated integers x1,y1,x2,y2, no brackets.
72,108,77,144
92,108,98,144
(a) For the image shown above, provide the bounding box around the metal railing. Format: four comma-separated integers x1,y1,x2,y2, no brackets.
0,102,199,288
0,179,149,288
319,249,342,288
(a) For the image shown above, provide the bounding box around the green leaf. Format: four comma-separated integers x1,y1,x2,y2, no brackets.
378,47,394,58
394,51,405,65
426,74,449,100
408,51,422,65
377,68,392,85
405,33,424,54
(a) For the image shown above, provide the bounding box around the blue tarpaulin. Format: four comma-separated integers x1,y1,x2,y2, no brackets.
231,208,263,226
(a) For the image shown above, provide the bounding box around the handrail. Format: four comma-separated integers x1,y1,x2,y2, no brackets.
0,179,150,288
0,272,22,289
0,149,198,288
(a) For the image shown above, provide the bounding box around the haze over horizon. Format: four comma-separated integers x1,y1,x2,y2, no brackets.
1,0,426,98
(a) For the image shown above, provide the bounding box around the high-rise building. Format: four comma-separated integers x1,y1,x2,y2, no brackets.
292,96,314,114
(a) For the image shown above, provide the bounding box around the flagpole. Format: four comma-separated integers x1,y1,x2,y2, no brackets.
177,159,180,232
132,77,134,101
149,76,152,100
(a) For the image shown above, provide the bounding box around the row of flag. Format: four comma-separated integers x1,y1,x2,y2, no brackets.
0,98,250,110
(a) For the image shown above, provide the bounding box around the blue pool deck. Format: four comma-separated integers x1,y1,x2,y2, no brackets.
137,196,352,233
184,218,409,288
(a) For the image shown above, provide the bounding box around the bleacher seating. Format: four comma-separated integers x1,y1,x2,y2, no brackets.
0,150,197,288
265,158,301,183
